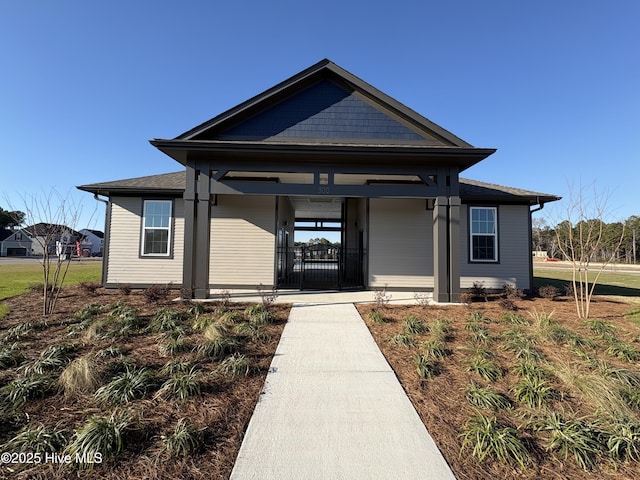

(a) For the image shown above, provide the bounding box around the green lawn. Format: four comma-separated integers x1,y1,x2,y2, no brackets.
0,261,102,301
534,267,640,297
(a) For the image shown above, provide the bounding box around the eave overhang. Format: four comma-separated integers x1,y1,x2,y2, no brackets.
149,139,496,172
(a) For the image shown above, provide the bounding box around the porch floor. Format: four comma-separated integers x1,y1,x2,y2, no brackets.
229,302,456,479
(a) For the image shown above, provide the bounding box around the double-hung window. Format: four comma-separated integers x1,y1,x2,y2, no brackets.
141,200,172,256
470,206,498,262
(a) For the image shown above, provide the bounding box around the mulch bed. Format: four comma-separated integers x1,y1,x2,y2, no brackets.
0,285,289,479
357,295,640,480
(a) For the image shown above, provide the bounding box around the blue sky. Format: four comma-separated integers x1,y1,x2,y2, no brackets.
1,1,638,236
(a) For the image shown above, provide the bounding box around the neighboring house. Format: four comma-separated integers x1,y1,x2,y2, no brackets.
24,223,82,257
0,228,33,257
78,59,560,302
79,229,104,256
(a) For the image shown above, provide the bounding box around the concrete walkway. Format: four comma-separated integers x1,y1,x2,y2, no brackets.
230,302,456,480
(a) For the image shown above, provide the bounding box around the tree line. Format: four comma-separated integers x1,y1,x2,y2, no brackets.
533,215,639,264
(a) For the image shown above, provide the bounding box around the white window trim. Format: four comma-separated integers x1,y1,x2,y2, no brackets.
141,199,172,257
469,206,498,262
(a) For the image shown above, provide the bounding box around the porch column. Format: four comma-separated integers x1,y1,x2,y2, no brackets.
182,166,197,296
433,196,449,303
194,170,212,299
449,196,461,303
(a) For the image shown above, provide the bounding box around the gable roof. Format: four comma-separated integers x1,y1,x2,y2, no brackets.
176,59,471,147
77,171,561,205
150,60,496,171
24,223,82,238
0,228,14,242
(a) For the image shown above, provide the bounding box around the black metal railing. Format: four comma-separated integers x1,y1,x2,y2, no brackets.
276,246,366,290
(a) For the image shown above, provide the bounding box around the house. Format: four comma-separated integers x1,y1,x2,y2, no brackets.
24,223,83,257
78,59,560,301
0,228,33,257
78,229,104,256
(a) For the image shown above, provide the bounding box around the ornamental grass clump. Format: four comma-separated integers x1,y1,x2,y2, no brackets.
95,367,157,405
58,356,101,399
412,354,439,379
460,412,530,468
467,355,502,382
512,376,559,408
367,309,387,324
606,420,640,463
156,368,201,401
217,353,256,378
538,412,604,471
3,375,55,408
24,343,77,375
421,339,450,359
0,343,24,369
67,411,131,464
4,424,67,454
159,336,191,357
389,332,415,348
149,308,187,334
403,315,428,335
466,381,512,410
162,418,203,457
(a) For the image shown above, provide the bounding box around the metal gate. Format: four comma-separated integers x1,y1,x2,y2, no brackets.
276,245,365,290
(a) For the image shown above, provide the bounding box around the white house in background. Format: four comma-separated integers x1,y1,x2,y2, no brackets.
78,60,560,301
79,229,104,256
0,228,33,257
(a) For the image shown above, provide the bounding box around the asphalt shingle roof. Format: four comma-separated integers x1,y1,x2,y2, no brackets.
78,171,560,204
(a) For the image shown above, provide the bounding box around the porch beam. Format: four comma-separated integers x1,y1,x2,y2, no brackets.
210,180,440,198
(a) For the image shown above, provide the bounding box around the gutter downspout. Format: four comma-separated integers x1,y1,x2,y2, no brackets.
93,193,109,287
529,198,545,294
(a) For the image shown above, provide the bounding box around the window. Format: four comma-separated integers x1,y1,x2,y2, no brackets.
142,200,172,256
470,206,498,262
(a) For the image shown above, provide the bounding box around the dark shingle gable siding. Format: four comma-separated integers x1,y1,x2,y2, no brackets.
218,80,425,142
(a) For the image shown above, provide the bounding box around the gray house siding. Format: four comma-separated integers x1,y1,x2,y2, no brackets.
460,204,531,290
209,195,276,288
368,198,434,289
105,196,184,286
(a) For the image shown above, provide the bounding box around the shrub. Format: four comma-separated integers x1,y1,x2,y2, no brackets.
143,283,172,303
373,284,391,308
59,356,100,399
217,353,256,378
466,381,512,410
471,282,488,302
460,413,529,468
67,411,131,463
79,281,101,296
116,283,132,296
503,283,524,300
413,292,430,307
257,283,278,307
156,369,201,401
498,298,518,311
4,424,67,453
162,418,202,456
538,285,559,299
95,367,157,405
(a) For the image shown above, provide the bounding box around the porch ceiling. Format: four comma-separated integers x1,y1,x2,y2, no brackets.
289,196,342,220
